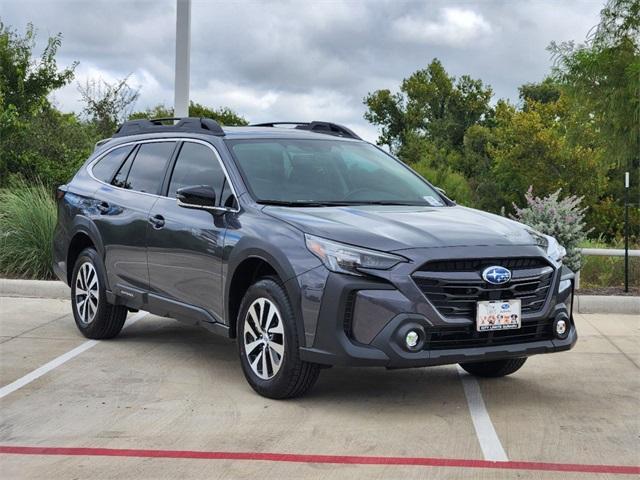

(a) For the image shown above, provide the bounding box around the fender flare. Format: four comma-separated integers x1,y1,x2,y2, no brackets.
225,242,305,343
68,216,108,286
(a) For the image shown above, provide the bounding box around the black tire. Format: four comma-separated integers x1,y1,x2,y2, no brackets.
70,247,127,339
237,278,320,399
459,357,527,378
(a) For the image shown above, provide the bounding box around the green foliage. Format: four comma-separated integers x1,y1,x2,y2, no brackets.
519,78,561,108
489,96,609,214
549,0,639,239
130,101,248,125
0,22,76,118
0,22,93,187
579,238,640,289
511,188,591,271
0,181,56,279
364,59,493,158
3,105,97,186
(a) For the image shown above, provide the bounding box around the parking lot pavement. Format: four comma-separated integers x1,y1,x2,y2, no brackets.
0,296,638,479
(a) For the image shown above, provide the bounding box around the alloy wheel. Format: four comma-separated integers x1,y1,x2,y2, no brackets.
75,262,99,325
243,298,285,380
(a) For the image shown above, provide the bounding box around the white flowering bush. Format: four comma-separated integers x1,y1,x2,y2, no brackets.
511,187,591,271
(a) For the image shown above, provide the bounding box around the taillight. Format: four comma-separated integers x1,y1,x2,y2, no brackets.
56,185,68,200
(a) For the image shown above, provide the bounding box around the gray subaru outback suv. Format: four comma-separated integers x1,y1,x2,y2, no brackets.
53,117,577,398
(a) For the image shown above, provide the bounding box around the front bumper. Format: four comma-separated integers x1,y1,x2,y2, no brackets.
298,247,577,368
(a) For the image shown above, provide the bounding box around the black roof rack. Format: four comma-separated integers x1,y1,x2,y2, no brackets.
250,121,362,140
113,117,225,138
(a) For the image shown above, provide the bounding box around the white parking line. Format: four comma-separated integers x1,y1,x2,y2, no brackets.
457,365,508,462
0,311,147,400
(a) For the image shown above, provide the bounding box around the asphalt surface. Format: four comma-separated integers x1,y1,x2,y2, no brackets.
0,296,638,479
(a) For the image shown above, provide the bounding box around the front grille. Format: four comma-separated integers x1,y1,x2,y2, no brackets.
420,257,549,272
425,319,555,350
412,257,555,319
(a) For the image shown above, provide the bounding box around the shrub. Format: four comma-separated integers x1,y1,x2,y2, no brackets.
511,187,591,271
0,181,56,279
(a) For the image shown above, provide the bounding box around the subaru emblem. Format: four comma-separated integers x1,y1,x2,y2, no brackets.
482,266,511,285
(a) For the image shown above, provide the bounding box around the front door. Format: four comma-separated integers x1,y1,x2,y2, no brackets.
146,141,230,322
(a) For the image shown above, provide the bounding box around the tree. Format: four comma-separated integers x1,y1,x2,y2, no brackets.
519,78,561,109
363,59,493,160
550,0,639,239
129,101,248,126
0,22,92,186
0,22,76,118
78,76,140,137
489,96,609,230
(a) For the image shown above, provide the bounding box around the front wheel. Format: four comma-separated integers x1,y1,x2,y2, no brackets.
459,357,527,377
237,278,320,399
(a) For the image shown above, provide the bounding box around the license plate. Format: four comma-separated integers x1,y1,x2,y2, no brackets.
476,300,521,332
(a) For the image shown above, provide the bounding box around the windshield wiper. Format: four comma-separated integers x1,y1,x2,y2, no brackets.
257,200,351,207
338,200,430,206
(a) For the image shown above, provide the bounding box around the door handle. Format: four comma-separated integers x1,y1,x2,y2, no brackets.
149,214,165,229
97,201,110,214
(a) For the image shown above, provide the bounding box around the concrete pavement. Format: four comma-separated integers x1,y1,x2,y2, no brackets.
0,296,638,479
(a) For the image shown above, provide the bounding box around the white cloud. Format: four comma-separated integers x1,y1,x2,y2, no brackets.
393,7,492,47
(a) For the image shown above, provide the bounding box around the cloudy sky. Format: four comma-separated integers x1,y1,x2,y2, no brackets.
1,0,603,141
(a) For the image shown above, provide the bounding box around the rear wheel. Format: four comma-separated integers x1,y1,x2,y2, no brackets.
237,278,320,399
459,357,527,377
71,248,127,339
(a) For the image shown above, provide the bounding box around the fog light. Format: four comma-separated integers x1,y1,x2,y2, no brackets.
556,319,567,336
406,330,420,348
553,314,570,339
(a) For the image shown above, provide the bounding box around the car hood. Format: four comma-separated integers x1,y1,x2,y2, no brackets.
263,205,539,251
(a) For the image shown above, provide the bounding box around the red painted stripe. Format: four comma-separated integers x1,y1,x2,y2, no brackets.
1,445,638,476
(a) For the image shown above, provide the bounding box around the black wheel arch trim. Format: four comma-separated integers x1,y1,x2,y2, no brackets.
225,242,309,344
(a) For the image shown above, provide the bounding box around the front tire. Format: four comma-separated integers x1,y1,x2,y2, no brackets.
71,248,127,339
237,278,320,399
459,357,527,377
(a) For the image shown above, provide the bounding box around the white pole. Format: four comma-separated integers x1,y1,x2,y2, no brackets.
174,0,191,119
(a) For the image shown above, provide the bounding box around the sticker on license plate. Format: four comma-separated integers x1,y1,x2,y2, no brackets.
476,299,521,332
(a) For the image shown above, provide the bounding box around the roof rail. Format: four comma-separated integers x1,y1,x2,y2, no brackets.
112,117,225,138
250,121,362,140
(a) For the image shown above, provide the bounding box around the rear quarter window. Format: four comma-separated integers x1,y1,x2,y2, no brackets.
92,145,134,183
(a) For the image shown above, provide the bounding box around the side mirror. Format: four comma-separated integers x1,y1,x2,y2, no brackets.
176,185,217,210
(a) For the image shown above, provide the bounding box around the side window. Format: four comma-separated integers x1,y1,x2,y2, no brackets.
168,142,226,201
112,150,135,189
125,142,176,194
220,179,238,209
92,145,133,183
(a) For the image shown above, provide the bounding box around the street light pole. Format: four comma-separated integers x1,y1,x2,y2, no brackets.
174,0,191,119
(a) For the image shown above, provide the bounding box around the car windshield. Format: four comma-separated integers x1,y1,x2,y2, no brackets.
227,138,446,207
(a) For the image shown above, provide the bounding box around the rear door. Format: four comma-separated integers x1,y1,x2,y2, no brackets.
92,140,177,295
146,140,230,322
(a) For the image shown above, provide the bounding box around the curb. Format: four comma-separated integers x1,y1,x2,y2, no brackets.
1,279,638,315
0,279,69,300
574,295,639,315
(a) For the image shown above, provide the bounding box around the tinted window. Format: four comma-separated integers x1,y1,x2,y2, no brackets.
220,179,237,209
92,146,133,183
168,142,226,200
112,150,135,189
228,139,445,206
126,142,176,194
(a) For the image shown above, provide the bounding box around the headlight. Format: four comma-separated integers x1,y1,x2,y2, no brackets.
305,234,407,276
545,235,567,263
527,230,566,264
543,234,566,263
